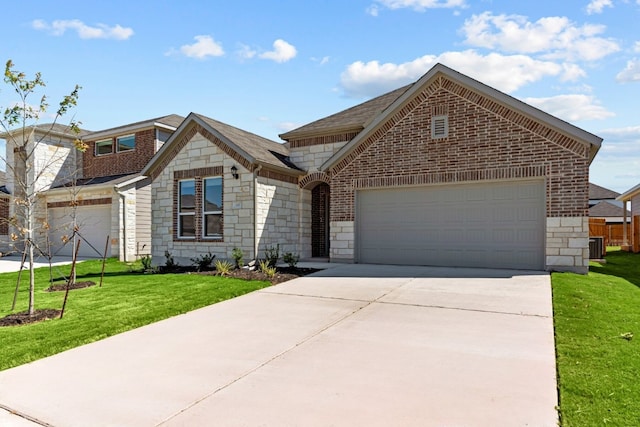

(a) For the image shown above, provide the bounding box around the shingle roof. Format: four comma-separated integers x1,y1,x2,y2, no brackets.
50,173,139,189
0,123,91,138
194,114,301,171
589,201,630,217
589,183,620,200
280,84,412,139
83,114,184,139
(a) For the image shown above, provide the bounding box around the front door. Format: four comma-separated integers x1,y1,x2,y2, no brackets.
311,183,330,257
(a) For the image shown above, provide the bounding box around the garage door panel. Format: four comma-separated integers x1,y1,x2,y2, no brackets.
49,205,112,258
356,180,545,270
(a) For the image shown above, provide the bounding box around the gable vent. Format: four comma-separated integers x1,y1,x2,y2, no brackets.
431,115,448,139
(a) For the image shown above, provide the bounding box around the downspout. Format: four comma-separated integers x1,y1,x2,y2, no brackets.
253,164,262,261
115,187,127,262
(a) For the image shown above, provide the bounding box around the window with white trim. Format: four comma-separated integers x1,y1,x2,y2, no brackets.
203,177,223,239
431,115,449,139
95,139,113,156
178,179,195,238
116,134,135,152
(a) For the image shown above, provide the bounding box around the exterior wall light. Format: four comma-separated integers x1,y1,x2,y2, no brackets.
231,165,239,179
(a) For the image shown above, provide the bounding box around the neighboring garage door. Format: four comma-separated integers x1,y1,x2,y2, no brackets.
356,180,545,270
49,205,112,257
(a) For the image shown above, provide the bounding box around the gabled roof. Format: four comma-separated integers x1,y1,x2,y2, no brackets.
617,182,640,202
142,113,302,179
318,63,603,172
589,200,630,218
280,85,412,140
589,182,620,200
83,114,184,140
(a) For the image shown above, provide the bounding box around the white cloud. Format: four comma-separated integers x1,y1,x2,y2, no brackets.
634,41,640,53
371,0,466,12
312,56,330,65
461,12,620,61
367,4,380,16
259,39,297,63
177,35,224,59
523,94,614,121
277,121,300,133
590,126,640,192
340,50,576,97
616,59,640,82
32,19,133,40
237,44,257,60
586,0,613,14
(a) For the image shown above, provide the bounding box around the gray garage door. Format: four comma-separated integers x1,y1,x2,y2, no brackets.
49,205,112,258
356,180,545,270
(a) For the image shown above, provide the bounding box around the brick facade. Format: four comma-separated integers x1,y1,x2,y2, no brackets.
83,128,156,178
328,77,589,223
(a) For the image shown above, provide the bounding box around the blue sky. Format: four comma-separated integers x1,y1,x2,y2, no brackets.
1,0,639,193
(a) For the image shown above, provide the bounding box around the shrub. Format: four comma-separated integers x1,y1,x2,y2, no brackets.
283,252,299,268
264,244,280,268
231,247,244,269
140,255,155,273
259,260,277,279
215,260,234,276
191,252,216,272
164,251,176,269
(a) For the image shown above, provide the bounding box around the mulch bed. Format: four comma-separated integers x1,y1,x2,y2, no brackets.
45,281,97,292
0,309,61,327
198,266,322,285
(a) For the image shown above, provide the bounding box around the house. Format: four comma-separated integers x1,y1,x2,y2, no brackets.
0,170,8,253
588,182,631,246
616,183,640,253
0,115,183,260
143,63,602,273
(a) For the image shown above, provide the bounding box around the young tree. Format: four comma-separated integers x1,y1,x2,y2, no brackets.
0,60,84,316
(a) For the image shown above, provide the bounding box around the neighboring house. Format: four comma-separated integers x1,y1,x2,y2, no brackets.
617,182,640,253
589,182,629,223
0,115,183,261
143,63,601,273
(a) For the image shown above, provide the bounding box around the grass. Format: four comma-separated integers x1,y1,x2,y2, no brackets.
0,258,270,371
552,247,640,426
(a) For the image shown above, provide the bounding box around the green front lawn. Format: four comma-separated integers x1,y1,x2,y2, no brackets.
553,248,640,426
0,259,270,371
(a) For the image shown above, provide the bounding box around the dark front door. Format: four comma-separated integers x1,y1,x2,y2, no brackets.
311,183,330,257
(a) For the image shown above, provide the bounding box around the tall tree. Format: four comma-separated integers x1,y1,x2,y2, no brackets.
0,60,84,316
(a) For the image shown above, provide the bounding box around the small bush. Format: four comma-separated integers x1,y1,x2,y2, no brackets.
164,251,176,269
259,260,277,279
215,260,234,276
191,252,216,272
283,252,299,268
264,244,280,268
231,247,244,269
140,255,155,273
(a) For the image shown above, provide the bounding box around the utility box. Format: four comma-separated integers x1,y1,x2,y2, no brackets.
589,237,604,259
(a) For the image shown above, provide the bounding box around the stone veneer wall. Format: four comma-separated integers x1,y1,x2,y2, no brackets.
113,185,138,262
256,177,302,257
330,221,354,262
151,132,255,265
289,140,348,172
546,217,589,274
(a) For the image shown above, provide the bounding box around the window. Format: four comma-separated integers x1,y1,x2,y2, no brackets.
117,134,135,152
431,115,449,139
95,139,113,156
178,179,195,238
203,177,223,239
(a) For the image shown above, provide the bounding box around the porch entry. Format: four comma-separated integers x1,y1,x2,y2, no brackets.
311,183,330,257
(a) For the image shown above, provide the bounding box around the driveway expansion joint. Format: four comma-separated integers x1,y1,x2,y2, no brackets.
0,404,52,427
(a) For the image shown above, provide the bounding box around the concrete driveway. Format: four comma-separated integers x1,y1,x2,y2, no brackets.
0,264,557,426
0,255,84,274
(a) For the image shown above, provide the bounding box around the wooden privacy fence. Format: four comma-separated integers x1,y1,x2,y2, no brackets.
589,218,634,247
